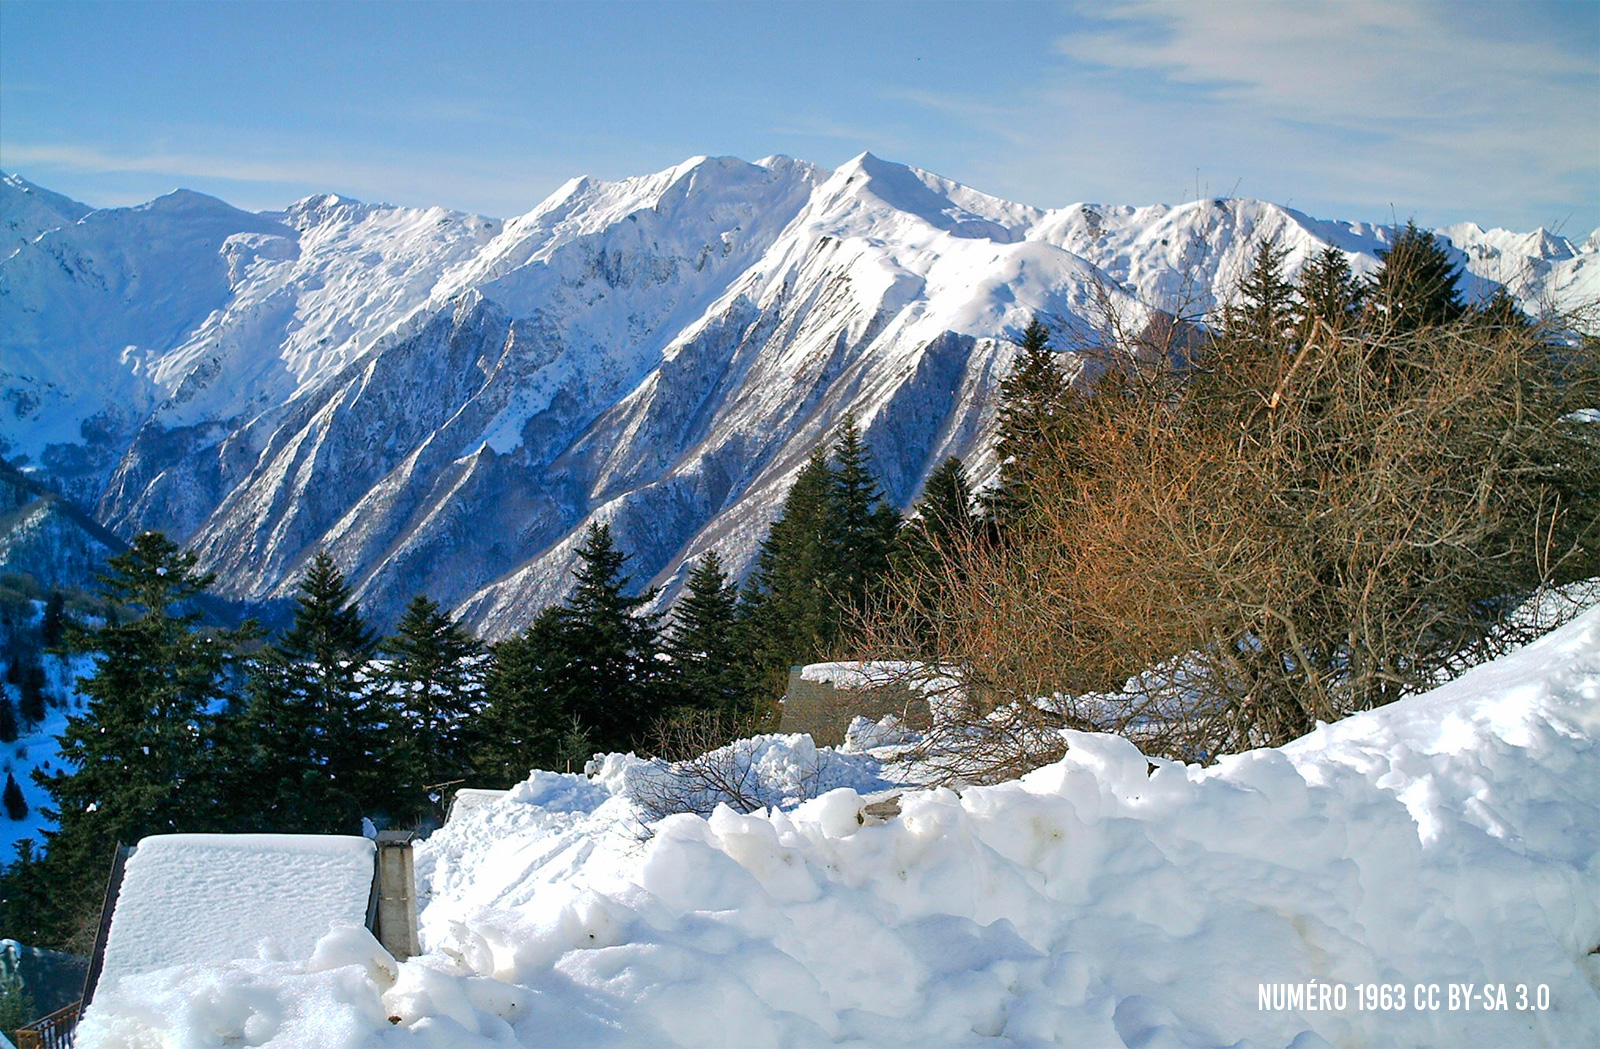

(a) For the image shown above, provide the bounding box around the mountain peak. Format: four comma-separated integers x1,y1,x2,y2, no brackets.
816,152,1036,243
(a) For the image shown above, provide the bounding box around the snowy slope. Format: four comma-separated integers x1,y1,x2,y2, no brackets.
76,601,1600,1047
0,651,88,861
2,156,1595,634
1,172,92,260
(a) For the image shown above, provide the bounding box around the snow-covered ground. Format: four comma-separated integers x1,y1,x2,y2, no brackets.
75,604,1600,1047
0,648,88,859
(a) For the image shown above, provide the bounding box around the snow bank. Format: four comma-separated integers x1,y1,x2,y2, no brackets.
79,609,1600,1047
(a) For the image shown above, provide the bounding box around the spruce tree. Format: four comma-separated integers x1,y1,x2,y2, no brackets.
382,595,485,818
227,551,385,833
666,551,747,715
1470,286,1532,331
1370,221,1466,331
894,456,980,574
556,523,668,751
2,774,25,821
17,663,44,726
739,449,841,694
1224,240,1297,346
827,416,903,612
739,420,902,696
1295,245,1363,330
475,524,668,773
32,532,251,947
990,316,1071,528
0,942,33,1036
0,695,16,745
41,590,66,650
475,607,588,783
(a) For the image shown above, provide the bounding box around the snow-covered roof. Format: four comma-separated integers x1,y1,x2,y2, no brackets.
94,833,374,998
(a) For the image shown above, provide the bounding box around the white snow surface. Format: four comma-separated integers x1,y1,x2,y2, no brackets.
78,606,1600,1047
0,647,91,860
93,834,376,999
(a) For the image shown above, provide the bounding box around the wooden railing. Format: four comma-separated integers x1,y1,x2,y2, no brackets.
16,999,82,1049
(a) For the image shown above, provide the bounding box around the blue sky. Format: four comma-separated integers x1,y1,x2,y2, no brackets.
2,0,1596,235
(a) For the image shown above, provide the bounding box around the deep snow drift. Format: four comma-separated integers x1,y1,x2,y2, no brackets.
77,606,1600,1047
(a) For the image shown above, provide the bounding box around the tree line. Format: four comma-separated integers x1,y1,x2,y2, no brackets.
2,413,961,949
4,221,1595,949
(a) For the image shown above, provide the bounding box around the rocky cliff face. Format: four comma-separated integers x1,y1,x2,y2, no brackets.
3,156,1595,634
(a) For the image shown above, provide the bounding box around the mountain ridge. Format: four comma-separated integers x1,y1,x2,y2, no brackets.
3,154,1595,634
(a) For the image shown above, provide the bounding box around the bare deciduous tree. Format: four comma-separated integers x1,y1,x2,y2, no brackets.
862,303,1599,780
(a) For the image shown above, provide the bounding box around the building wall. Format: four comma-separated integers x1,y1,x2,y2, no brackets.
778,666,930,746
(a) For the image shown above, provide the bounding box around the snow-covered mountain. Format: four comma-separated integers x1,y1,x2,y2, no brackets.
3,157,1595,635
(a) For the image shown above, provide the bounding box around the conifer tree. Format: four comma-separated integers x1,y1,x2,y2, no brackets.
478,524,668,771
556,523,668,751
1224,240,1297,346
666,551,747,715
894,456,981,573
227,551,385,832
475,607,591,783
17,663,44,726
0,941,33,1035
0,696,16,745
1369,221,1466,331
1470,286,1532,331
828,416,904,609
31,532,251,947
1295,245,1363,330
2,774,25,821
382,595,485,818
739,449,837,690
740,420,902,695
990,316,1071,528
41,590,66,650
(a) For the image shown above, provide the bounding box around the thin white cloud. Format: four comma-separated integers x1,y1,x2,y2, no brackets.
1055,1,1594,156
895,1,1596,233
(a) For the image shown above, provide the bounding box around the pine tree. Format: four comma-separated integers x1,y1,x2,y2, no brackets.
2,774,25,821
32,532,251,947
1369,221,1466,331
226,551,385,833
0,696,16,745
1224,240,1297,346
41,590,66,650
894,456,980,574
474,607,584,783
666,551,747,715
382,595,485,818
990,316,1071,528
1295,245,1363,330
739,420,902,696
